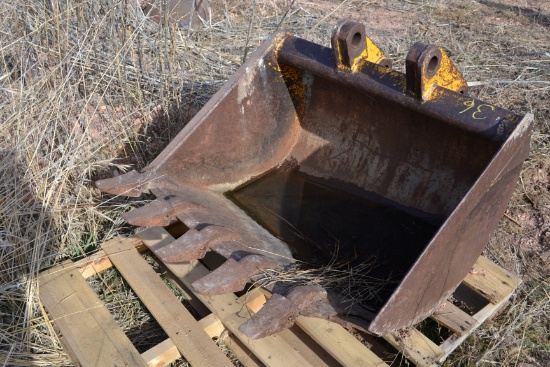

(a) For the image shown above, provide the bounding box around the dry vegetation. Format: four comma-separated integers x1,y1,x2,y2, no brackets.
0,0,548,366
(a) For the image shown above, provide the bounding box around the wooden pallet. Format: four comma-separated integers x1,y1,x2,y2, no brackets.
38,227,520,367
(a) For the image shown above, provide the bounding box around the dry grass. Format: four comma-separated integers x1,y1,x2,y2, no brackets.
0,0,548,366
256,254,394,310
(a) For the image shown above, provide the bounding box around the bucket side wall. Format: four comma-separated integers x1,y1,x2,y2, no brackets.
287,72,498,216
148,33,301,192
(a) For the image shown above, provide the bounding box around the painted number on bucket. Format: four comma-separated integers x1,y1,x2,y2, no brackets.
459,99,495,120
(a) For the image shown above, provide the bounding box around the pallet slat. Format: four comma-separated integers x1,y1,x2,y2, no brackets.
430,302,476,337
383,328,444,367
222,334,265,367
137,227,319,367
273,323,341,367
39,262,148,367
463,256,518,304
102,236,233,367
76,238,145,278
298,317,389,367
142,339,180,367
199,313,226,339
437,281,517,362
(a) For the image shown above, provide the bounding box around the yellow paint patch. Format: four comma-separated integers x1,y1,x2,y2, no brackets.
351,37,387,72
422,50,467,100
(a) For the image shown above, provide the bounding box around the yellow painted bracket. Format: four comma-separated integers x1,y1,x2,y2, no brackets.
351,35,392,72
331,19,392,72
405,42,468,101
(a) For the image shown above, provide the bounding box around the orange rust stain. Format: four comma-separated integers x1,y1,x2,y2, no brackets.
281,65,306,116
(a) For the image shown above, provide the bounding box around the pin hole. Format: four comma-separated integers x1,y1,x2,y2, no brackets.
427,55,439,76
351,32,362,47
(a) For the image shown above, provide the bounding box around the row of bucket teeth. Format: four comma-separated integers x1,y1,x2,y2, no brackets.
95,171,371,339
96,171,283,287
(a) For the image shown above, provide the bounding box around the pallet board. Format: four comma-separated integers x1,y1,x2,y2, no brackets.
39,262,148,367
101,237,233,367
38,228,520,367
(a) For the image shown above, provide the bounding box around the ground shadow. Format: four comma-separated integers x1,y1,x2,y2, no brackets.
478,0,550,27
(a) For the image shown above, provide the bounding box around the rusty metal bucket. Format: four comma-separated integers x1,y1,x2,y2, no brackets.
96,19,533,337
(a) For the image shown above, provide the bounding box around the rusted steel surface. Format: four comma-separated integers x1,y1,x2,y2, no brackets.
96,19,533,337
240,285,377,340
192,255,280,295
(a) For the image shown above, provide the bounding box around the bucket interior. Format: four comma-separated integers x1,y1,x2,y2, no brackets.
221,64,500,311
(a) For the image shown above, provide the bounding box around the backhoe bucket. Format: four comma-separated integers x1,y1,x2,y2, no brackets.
97,19,533,337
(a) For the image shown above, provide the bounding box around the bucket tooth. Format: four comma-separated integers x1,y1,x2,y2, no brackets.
286,285,328,308
175,211,216,228
154,228,205,262
192,255,279,295
245,284,374,338
294,289,374,332
240,285,356,339
191,258,249,295
239,294,298,339
282,286,333,322
154,226,241,262
123,196,206,227
95,170,150,197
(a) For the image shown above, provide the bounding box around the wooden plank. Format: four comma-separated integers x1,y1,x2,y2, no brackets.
462,256,519,304
247,291,388,367
137,227,317,367
140,313,226,366
283,324,342,367
438,270,518,363
245,291,269,313
383,328,444,367
102,237,234,367
142,339,180,367
225,330,318,367
150,256,213,318
39,262,148,367
430,302,476,337
76,238,145,278
77,250,114,278
359,333,403,364
222,334,265,367
297,317,388,367
199,313,226,339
